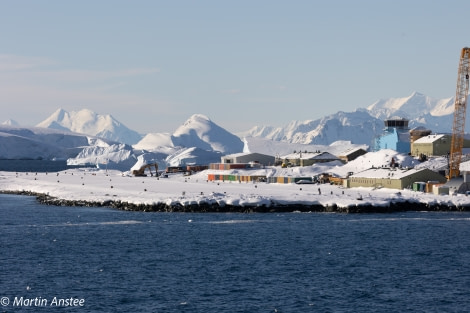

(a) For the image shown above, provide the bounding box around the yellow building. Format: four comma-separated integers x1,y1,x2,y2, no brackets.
348,167,446,190
411,134,450,157
411,134,470,157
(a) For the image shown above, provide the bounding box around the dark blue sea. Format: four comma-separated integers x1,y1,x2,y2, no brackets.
1,194,470,312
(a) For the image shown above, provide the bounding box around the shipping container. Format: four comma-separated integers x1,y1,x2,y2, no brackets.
412,182,426,192
432,184,449,195
187,165,208,172
426,181,441,193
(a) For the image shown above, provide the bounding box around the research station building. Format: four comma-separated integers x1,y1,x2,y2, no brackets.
348,167,446,190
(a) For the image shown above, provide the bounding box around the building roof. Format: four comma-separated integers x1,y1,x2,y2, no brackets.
349,167,436,180
223,152,273,158
410,126,431,132
413,134,447,144
338,147,367,157
282,151,339,160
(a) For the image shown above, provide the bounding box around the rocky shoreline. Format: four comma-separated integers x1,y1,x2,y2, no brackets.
3,190,470,213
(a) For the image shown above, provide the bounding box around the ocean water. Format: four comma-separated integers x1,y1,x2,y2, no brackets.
1,194,470,312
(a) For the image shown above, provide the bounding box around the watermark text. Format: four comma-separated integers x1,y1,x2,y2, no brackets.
1,296,85,307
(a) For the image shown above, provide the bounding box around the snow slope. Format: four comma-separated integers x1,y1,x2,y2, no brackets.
133,133,174,150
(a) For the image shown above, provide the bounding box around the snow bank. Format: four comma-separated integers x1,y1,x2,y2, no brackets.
1,167,469,212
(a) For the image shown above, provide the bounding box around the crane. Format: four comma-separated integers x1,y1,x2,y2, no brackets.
448,47,470,179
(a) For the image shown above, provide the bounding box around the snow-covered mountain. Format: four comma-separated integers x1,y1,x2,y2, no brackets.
134,114,244,154
366,91,457,133
171,114,243,154
68,114,244,171
367,91,454,120
30,91,460,152
0,113,246,172
37,108,143,145
2,119,20,127
243,91,459,145
243,110,384,146
0,91,464,173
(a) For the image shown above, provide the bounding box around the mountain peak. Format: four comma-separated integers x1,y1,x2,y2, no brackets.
182,114,211,127
170,114,243,154
49,108,67,121
190,113,210,121
409,91,424,98
1,119,20,126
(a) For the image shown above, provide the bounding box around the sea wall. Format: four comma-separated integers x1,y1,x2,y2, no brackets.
2,190,470,214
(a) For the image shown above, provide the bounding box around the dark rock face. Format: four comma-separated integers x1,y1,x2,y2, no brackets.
2,190,469,213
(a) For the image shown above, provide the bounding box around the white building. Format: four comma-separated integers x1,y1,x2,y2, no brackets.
221,152,275,166
282,151,340,167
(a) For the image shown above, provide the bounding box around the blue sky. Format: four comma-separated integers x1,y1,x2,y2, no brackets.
0,0,469,134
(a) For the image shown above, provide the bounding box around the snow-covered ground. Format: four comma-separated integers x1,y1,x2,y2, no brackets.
1,148,469,211
1,164,469,211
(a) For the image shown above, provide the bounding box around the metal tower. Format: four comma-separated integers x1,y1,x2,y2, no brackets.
448,47,470,179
